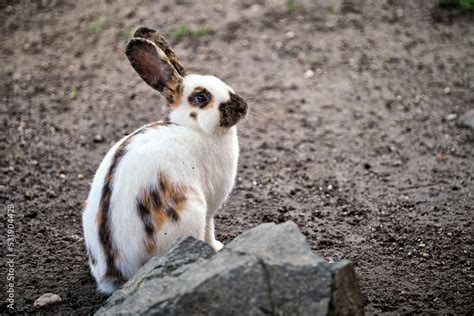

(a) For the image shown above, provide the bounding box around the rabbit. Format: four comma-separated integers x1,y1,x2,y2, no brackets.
82,27,248,294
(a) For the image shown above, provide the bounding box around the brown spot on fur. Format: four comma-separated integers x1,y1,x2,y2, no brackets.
97,127,148,284
158,173,186,221
188,86,214,110
190,112,198,119
136,175,188,254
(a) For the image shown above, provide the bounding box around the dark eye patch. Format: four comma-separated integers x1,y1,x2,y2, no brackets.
188,87,212,108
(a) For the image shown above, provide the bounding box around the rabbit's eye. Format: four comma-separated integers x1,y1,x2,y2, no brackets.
188,87,212,108
194,93,210,106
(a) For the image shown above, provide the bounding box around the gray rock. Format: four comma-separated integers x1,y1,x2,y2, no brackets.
96,222,364,316
457,109,474,130
329,260,364,316
96,236,216,315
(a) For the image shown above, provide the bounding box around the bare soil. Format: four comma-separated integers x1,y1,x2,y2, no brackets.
1,0,473,314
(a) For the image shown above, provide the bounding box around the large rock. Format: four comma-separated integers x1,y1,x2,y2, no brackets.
96,222,364,316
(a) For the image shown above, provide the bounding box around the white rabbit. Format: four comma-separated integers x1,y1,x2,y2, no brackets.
82,27,248,294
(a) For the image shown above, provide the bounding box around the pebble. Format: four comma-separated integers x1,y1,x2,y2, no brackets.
436,153,448,161
457,109,474,130
77,173,85,180
421,252,430,258
445,114,457,121
93,134,105,143
443,87,451,94
249,4,260,12
59,173,67,180
34,293,62,308
303,69,314,79
286,31,295,39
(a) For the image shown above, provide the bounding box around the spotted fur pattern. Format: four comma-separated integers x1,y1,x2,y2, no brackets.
83,27,247,294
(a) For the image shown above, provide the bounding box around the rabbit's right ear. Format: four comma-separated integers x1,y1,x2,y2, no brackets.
126,38,183,104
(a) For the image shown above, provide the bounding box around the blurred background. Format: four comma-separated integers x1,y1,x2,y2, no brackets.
1,0,473,314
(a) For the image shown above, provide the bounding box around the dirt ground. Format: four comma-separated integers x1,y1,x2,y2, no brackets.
1,0,473,314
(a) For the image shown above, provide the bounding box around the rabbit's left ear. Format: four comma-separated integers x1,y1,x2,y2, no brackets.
133,27,187,77
126,38,183,104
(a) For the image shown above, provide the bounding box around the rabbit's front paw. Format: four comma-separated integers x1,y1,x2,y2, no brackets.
211,240,224,251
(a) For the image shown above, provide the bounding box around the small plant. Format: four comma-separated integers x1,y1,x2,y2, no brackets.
170,25,212,41
170,25,191,40
439,0,474,10
70,86,78,99
194,26,211,37
286,0,301,14
89,19,106,35
122,28,134,39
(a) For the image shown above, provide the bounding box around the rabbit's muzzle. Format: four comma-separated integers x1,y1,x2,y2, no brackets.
218,92,248,128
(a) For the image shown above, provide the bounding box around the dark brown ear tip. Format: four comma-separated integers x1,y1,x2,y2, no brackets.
125,38,156,59
133,27,156,38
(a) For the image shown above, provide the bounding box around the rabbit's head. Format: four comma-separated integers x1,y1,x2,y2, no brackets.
126,27,248,134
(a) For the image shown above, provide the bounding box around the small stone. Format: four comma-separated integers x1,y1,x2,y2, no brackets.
59,173,67,180
396,95,402,101
457,109,474,130
421,252,430,258
327,184,333,191
393,160,402,166
443,87,451,94
34,293,62,308
445,114,457,121
436,153,448,161
93,134,105,143
286,31,295,39
396,8,404,18
77,173,85,180
249,4,260,12
304,69,314,79
413,95,421,104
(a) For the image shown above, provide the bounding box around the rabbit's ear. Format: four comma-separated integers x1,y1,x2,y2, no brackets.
126,38,183,104
133,27,187,77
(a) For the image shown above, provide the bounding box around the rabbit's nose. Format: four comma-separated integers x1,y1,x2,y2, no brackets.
230,93,248,114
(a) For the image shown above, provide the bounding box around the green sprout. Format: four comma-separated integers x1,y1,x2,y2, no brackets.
170,25,212,41
194,26,211,37
70,86,78,99
286,0,301,14
122,28,134,39
171,25,191,40
89,19,106,35
439,0,474,9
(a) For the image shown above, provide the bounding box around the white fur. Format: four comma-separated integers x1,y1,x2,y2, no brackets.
82,74,240,294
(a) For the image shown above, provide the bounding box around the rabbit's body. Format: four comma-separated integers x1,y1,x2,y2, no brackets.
83,122,238,294
82,28,247,294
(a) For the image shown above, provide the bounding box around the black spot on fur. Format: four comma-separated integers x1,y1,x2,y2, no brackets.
136,199,155,237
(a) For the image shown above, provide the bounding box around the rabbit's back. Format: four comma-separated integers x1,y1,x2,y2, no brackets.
82,123,238,293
